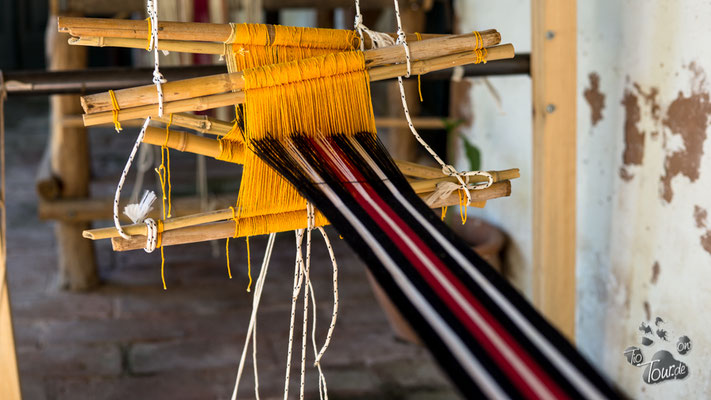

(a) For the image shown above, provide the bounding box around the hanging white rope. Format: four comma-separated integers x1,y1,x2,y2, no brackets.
283,229,306,400
231,232,277,400
146,0,167,117
113,117,153,240
311,226,339,400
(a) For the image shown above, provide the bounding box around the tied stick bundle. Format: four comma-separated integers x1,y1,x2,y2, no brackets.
59,17,452,55
68,20,517,248
77,32,509,121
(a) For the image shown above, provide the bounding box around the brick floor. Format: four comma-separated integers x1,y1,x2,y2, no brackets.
5,98,461,399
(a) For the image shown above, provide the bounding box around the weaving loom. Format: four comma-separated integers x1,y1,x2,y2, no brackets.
60,2,620,398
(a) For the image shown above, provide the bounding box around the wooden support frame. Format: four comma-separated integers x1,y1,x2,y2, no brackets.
531,0,577,341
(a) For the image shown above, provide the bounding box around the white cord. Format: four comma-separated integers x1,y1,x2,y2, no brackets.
231,232,277,400
113,117,153,240
284,229,305,400
299,204,315,400
146,0,166,117
311,226,338,400
143,218,158,253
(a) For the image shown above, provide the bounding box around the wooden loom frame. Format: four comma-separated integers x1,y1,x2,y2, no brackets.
0,0,577,398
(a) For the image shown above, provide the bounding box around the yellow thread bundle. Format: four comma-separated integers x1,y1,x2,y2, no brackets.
232,51,375,236
225,24,358,72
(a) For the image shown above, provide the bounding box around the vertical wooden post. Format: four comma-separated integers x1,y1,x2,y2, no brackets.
0,76,21,400
47,15,98,290
531,0,577,341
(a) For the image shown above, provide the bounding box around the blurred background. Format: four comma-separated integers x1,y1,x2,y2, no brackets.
1,0,710,399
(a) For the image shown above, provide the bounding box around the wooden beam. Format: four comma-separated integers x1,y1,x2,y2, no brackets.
531,0,577,341
39,194,237,223
47,14,98,290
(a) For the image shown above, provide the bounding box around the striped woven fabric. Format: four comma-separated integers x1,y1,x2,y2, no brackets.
252,132,619,399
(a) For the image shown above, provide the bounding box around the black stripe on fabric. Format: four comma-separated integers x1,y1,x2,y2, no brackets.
252,135,521,398
345,132,621,399
327,133,591,398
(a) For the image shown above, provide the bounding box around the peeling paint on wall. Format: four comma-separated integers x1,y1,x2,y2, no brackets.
692,205,711,256
620,88,645,179
584,73,605,126
660,65,711,202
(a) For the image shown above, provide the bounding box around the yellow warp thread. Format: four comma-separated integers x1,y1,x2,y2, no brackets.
157,220,166,290
225,24,358,73
157,114,173,218
415,32,424,102
232,51,375,234
441,206,448,221
108,90,122,132
219,25,369,237
245,236,252,292
145,18,152,51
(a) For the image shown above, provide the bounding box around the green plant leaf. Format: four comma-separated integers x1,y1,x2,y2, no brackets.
460,134,481,171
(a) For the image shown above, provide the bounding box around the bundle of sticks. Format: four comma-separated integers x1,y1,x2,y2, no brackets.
57,17,519,251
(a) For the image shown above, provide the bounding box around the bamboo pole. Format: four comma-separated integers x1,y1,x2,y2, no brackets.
39,193,236,222
82,44,514,126
105,180,511,251
81,31,502,114
69,36,225,55
64,113,449,133
83,123,518,241
58,16,447,46
139,126,514,183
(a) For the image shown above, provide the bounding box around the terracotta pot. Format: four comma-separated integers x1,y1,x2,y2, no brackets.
366,217,506,345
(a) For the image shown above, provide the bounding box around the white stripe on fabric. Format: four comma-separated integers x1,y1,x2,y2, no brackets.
284,141,510,400
352,140,608,400
331,141,554,399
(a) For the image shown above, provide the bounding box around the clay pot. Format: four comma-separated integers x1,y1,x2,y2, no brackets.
366,217,506,344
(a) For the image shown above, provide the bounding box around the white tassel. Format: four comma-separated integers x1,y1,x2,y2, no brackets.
123,190,157,224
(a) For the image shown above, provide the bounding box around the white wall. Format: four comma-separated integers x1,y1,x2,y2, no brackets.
453,0,533,296
457,0,711,397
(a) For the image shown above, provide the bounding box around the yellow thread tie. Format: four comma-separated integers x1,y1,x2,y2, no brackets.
415,32,424,102
458,190,468,225
245,236,252,292
145,18,152,51
157,114,173,219
108,90,122,132
157,220,166,290
225,206,238,279
441,206,448,221
472,31,488,64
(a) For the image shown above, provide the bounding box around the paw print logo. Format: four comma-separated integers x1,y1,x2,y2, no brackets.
623,317,691,384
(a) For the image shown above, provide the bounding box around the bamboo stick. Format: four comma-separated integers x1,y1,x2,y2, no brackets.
63,113,449,133
82,44,514,126
81,31,501,114
107,180,511,251
139,126,518,185
58,17,447,46
69,36,225,55
40,193,236,222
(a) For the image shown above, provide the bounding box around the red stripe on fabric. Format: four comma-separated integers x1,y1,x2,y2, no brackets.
311,137,569,400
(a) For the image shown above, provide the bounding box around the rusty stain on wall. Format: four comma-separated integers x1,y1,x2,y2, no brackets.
619,89,645,180
584,73,605,126
694,205,707,228
660,64,711,202
651,261,660,284
692,205,711,256
634,83,662,138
